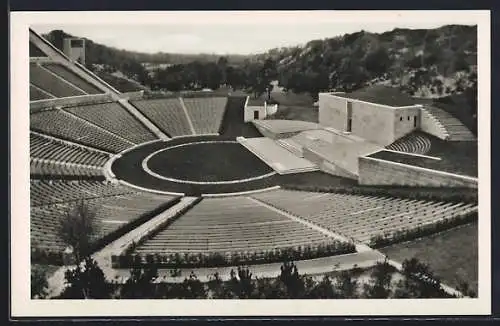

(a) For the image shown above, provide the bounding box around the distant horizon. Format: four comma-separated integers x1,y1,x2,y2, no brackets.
31,22,474,56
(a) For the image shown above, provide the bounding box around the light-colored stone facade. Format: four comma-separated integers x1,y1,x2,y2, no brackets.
318,92,422,146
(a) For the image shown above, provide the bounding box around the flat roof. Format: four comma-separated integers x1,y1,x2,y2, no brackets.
332,85,419,107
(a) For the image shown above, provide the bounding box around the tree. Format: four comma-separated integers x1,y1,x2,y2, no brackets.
60,256,110,299
226,267,255,299
394,257,446,298
31,266,48,299
365,47,391,76
308,275,335,298
335,270,359,298
217,56,229,85
456,280,477,298
279,261,304,298
58,200,97,264
363,260,394,298
180,271,207,299
464,77,477,118
207,272,232,299
120,257,159,299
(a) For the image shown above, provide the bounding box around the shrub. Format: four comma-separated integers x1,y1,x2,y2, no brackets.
281,184,477,205
370,211,477,248
31,248,64,266
31,265,49,299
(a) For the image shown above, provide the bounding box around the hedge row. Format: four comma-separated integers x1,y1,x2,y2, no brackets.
369,210,478,248
30,197,183,266
282,184,478,205
90,196,183,255
112,240,356,269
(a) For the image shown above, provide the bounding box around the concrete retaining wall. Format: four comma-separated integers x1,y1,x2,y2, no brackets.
30,93,113,110
358,156,478,188
303,147,357,179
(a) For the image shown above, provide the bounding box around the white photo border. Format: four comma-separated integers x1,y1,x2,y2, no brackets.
10,10,492,317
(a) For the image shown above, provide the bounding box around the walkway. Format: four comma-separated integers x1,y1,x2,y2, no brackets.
112,250,385,283
45,197,199,298
179,97,197,135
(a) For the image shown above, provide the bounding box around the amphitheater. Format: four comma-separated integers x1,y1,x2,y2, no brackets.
27,29,478,295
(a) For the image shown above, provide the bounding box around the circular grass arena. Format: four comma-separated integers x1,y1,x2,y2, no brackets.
111,135,279,195
145,141,273,183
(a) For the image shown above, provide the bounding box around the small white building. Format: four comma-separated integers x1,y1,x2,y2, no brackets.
63,38,86,65
243,96,278,122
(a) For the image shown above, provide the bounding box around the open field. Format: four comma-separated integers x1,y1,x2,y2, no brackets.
379,221,478,294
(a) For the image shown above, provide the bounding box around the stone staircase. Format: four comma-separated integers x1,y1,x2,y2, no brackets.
386,132,432,155
423,105,476,141
276,138,304,157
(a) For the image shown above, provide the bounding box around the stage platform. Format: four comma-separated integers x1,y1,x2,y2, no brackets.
276,128,382,179
237,136,319,175
252,119,320,139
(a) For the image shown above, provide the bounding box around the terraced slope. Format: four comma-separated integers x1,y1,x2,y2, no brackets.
252,189,477,244
135,196,336,254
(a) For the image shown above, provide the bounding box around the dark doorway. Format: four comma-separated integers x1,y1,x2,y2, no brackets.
254,110,259,120
414,116,418,128
346,101,353,132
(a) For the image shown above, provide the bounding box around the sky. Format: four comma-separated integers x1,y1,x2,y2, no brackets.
30,12,475,55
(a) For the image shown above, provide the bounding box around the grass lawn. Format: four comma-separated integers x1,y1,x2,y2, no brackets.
266,91,318,123
147,142,273,182
370,145,477,177
426,135,478,177
379,221,478,294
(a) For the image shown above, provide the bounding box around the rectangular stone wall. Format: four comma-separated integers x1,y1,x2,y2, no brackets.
303,147,357,179
318,93,347,131
358,156,478,188
393,105,422,141
244,105,267,122
351,101,395,146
